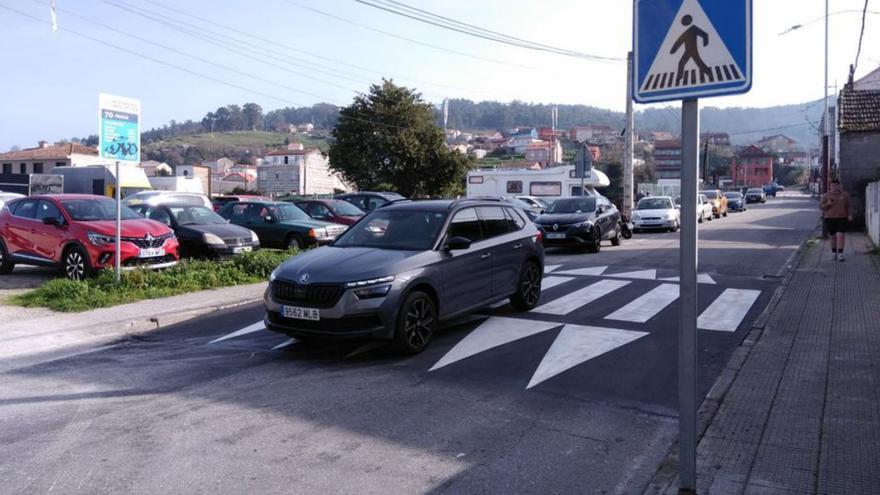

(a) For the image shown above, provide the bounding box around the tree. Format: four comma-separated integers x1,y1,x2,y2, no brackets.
329,80,471,197
242,103,263,131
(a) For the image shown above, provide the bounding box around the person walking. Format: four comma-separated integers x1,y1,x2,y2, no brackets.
820,179,853,261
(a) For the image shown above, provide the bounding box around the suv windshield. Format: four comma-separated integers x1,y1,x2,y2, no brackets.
637,198,674,210
747,189,763,193
268,203,309,221
169,206,226,225
545,197,596,214
333,210,448,251
331,201,364,216
725,192,743,199
61,199,141,221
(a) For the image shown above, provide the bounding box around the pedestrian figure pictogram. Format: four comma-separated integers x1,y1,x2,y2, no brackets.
634,0,751,103
672,15,711,85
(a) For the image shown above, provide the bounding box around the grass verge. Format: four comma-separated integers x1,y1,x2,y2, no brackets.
11,249,296,312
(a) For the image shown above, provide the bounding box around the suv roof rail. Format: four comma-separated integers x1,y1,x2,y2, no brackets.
377,198,412,208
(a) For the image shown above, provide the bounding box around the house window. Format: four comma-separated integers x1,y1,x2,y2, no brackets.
468,175,483,184
530,181,562,196
19,163,26,174
1,163,10,174
33,163,43,173
284,156,289,165
56,161,66,168
506,180,523,194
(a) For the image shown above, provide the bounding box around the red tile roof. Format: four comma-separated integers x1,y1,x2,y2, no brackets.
838,88,880,133
0,143,97,161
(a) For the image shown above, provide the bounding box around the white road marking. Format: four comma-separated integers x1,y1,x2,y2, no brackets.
658,274,717,284
544,264,562,274
209,321,265,344
605,283,679,323
697,289,761,332
555,266,608,277
605,269,657,280
527,324,649,389
532,279,630,316
429,317,560,371
272,338,298,350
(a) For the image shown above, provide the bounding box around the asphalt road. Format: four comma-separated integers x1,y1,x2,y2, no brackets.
0,194,818,495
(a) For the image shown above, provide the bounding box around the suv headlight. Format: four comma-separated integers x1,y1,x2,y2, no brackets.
269,268,279,282
354,285,392,299
249,230,260,243
87,231,115,246
345,275,394,289
575,220,593,228
203,233,225,246
632,212,641,220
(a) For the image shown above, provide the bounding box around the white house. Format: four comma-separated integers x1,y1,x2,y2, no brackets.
257,145,348,195
524,141,563,165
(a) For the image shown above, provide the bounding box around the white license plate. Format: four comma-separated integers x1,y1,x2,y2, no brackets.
546,233,566,240
138,247,165,258
233,246,252,254
282,305,320,321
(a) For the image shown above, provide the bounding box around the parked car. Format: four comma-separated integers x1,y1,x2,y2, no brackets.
0,192,25,211
123,190,212,210
264,199,544,353
763,183,783,197
334,191,405,212
211,195,271,212
632,196,680,232
294,199,365,226
0,194,179,280
130,203,260,259
673,194,714,223
724,191,747,212
515,195,552,213
217,200,347,250
746,188,767,203
534,195,622,252
700,189,729,218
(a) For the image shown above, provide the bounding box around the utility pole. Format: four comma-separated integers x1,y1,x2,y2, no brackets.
623,52,635,218
822,0,830,195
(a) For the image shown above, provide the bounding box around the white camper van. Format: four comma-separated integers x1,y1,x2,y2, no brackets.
466,165,610,199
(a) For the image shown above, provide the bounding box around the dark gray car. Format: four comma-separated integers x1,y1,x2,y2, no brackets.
264,199,545,354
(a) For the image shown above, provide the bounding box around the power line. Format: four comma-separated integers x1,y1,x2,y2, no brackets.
280,0,532,71
852,0,872,79
138,0,494,95
352,0,624,63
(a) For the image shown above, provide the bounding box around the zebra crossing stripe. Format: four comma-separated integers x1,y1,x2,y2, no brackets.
697,288,761,332
532,279,630,316
605,283,679,323
544,264,562,274
209,321,264,344
527,325,649,389
272,338,298,350
555,266,608,277
657,274,717,285
606,269,657,280
429,317,560,371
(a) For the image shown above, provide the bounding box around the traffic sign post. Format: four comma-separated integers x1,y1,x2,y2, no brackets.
634,2,751,493
98,93,141,283
573,143,593,196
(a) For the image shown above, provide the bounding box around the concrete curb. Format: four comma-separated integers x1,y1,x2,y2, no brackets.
641,221,821,495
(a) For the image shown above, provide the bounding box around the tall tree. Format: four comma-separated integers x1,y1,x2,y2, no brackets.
329,80,471,197
242,103,263,131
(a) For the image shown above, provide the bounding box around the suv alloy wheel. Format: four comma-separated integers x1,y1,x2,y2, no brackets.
64,246,92,281
393,291,437,354
510,260,542,310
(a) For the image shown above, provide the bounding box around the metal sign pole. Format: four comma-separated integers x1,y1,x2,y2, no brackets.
679,98,700,494
623,52,635,216
115,160,121,283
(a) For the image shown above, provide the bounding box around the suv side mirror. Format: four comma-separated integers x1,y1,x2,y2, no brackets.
42,216,61,227
445,236,472,251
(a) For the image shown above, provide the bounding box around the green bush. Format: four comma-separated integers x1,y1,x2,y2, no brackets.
12,249,297,312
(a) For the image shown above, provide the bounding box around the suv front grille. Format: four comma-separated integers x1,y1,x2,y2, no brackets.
122,233,173,248
271,280,344,308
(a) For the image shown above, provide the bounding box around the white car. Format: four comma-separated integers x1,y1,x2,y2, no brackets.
633,196,680,232
122,191,212,210
677,194,714,223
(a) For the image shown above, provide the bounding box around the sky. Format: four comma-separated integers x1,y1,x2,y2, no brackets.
0,0,878,151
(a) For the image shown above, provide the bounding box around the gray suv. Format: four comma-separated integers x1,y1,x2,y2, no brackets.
264,199,545,354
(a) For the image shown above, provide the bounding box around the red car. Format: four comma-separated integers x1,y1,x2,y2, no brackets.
0,194,179,280
294,199,365,226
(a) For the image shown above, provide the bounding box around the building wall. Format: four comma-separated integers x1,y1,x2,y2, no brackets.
303,154,340,195
839,132,880,225
257,164,302,195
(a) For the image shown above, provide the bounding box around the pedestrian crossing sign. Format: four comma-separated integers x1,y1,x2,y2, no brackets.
633,0,751,103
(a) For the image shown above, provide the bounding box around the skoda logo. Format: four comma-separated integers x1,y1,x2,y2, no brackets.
552,224,559,231
298,273,311,284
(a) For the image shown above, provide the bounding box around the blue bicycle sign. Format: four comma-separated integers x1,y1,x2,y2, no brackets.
99,94,141,162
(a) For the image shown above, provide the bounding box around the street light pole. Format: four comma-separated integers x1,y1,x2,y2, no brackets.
823,0,830,194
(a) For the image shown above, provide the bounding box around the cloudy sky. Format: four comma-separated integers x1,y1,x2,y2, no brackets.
1,0,878,150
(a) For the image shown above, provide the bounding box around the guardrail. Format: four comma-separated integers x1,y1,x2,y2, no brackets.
867,181,880,246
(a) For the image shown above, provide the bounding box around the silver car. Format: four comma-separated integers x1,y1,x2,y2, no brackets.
265,199,545,354
632,196,680,232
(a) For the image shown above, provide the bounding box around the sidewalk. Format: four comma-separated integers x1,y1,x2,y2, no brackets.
649,232,880,494
0,281,266,372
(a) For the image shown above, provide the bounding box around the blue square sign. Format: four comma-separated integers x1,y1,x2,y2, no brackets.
634,0,751,103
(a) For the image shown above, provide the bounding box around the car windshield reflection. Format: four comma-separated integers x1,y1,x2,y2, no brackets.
333,210,448,251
